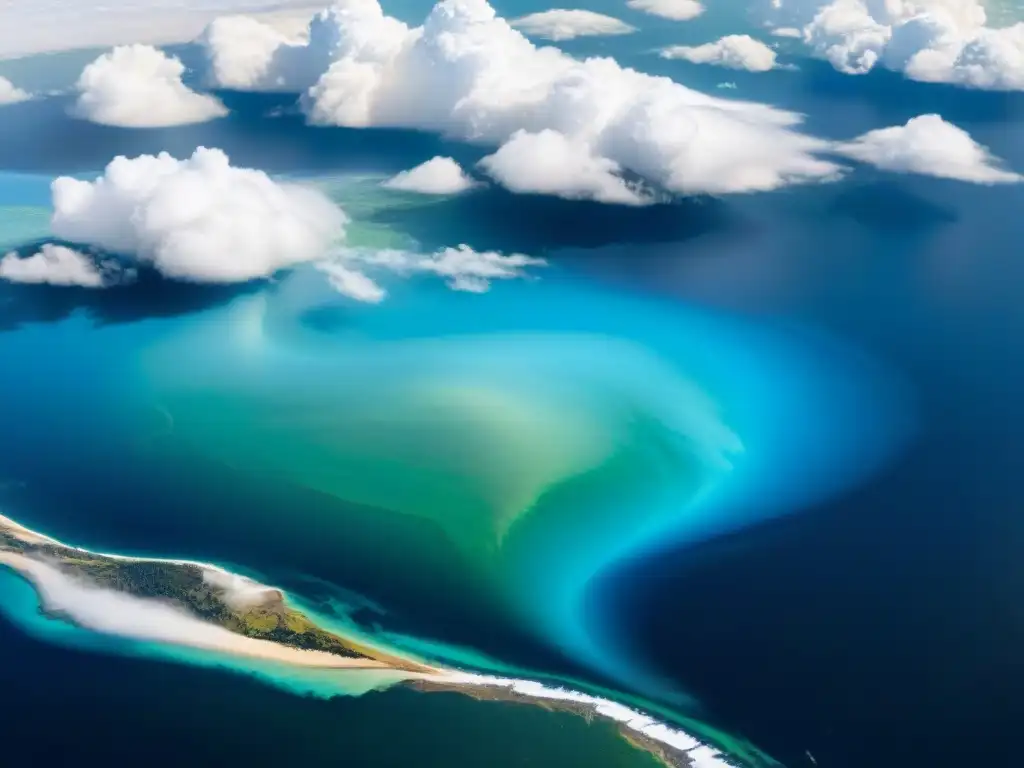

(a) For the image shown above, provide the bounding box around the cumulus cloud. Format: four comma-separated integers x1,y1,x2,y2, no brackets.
319,244,546,301
661,35,778,71
770,26,803,38
201,13,330,91
382,156,479,194
834,114,1022,183
202,3,409,93
0,245,107,288
0,76,31,105
511,9,636,40
480,129,649,204
769,0,1024,89
626,0,705,21
51,147,346,282
71,44,228,127
203,0,842,202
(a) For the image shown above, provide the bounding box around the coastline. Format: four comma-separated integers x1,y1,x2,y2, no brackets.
0,550,395,671
0,511,743,768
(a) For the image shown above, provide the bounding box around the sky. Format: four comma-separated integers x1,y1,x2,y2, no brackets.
0,1,321,59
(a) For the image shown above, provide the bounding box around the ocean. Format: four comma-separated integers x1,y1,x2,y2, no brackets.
2,3,1024,767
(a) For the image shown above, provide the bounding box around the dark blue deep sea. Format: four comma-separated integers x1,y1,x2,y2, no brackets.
3,4,1024,767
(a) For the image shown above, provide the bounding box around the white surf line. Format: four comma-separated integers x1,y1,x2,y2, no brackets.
0,512,741,766
436,671,737,767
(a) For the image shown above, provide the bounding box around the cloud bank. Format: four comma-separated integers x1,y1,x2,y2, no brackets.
51,147,346,282
382,156,478,194
0,76,30,105
71,45,228,127
835,114,1022,183
202,0,842,201
770,0,1024,89
0,1,319,60
0,245,107,288
511,9,636,40
661,35,778,71
626,0,705,21
319,244,546,301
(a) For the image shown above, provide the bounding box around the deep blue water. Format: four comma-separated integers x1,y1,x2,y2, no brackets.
2,9,1024,768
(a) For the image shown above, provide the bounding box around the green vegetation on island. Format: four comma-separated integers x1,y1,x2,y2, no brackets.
0,525,420,668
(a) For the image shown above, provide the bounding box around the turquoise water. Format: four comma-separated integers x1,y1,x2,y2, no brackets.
0,11,947,759
0,163,909,763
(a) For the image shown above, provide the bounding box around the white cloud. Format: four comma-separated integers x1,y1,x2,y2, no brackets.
626,0,705,21
316,261,387,302
319,244,546,301
382,156,478,194
201,568,283,611
51,147,347,283
770,27,803,38
661,35,778,71
0,245,106,288
511,9,636,41
204,0,842,202
0,76,30,105
71,45,228,127
200,13,338,92
479,129,649,205
834,114,1022,183
769,0,1024,89
202,2,409,93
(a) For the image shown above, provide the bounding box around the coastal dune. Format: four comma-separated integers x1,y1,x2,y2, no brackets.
0,551,392,670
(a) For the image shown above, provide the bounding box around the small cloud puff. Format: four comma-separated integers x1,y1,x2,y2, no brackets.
834,114,1022,184
511,9,637,41
0,245,106,288
0,76,31,105
382,156,478,194
51,147,346,282
71,44,228,127
316,262,388,303
661,35,778,71
626,0,704,21
319,244,546,302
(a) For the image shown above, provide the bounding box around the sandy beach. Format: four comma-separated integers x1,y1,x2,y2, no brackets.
0,550,398,670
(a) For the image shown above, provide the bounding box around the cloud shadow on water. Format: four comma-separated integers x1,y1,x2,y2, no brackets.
367,188,738,253
0,90,479,178
794,61,1024,132
827,180,958,234
0,242,262,332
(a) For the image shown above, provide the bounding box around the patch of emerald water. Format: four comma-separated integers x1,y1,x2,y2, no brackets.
0,205,50,250
301,173,452,251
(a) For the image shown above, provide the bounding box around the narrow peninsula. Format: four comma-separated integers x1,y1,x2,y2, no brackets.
0,513,744,768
